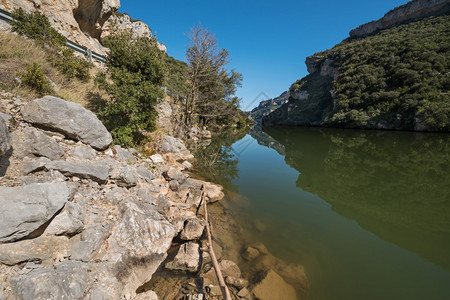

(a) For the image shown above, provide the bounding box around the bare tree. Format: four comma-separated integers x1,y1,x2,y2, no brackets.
185,24,242,126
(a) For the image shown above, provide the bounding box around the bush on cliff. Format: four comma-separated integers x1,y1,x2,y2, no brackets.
11,8,91,81
96,31,166,147
320,15,450,131
278,15,449,131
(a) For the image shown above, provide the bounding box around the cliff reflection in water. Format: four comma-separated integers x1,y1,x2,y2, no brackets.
261,126,450,270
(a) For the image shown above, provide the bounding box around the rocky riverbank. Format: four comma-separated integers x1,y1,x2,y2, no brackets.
0,92,308,299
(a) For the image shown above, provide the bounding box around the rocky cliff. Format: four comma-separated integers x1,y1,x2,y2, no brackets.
248,91,289,125
350,0,450,38
264,1,450,132
0,0,167,55
0,91,228,299
0,0,120,55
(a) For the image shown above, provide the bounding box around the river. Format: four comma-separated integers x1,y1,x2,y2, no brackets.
191,126,450,300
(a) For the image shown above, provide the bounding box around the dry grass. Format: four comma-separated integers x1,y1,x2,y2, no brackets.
0,31,106,107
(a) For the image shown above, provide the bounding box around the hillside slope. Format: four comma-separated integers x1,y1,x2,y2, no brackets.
264,12,449,132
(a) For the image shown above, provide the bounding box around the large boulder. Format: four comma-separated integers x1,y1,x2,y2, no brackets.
0,183,68,243
0,117,11,157
70,224,111,262
21,96,112,150
161,135,188,153
45,160,110,183
0,235,70,265
10,261,90,300
11,126,64,160
102,200,176,297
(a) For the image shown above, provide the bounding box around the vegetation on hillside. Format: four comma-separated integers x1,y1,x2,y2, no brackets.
0,12,99,103
96,31,166,147
284,15,450,131
11,8,92,81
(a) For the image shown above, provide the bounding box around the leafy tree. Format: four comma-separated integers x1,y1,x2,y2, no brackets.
96,31,166,147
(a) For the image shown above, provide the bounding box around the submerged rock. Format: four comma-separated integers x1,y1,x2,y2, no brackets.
252,270,297,300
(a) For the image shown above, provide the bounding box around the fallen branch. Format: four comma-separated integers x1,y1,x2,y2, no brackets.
201,185,232,300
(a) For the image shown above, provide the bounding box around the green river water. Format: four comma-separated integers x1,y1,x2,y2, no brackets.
192,127,450,300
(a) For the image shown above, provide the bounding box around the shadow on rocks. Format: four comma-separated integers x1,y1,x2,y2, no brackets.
0,148,12,177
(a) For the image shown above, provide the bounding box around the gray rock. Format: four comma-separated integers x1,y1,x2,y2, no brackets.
10,261,90,300
180,218,205,241
136,167,155,182
70,224,110,262
103,200,175,296
45,160,110,183
182,160,193,170
0,112,12,127
161,135,187,153
150,154,164,163
0,235,70,265
44,169,67,182
21,96,112,150
113,145,136,163
103,186,131,205
165,242,200,273
21,157,50,175
69,145,96,160
44,202,84,236
0,183,68,243
169,179,179,191
11,127,64,160
116,165,139,188
0,117,12,157
163,166,186,182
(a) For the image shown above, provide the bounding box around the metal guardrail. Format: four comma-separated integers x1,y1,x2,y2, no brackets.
0,7,107,64
0,7,186,100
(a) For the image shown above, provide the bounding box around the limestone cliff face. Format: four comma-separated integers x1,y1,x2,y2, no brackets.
101,13,167,52
0,0,120,55
350,0,450,38
248,91,289,125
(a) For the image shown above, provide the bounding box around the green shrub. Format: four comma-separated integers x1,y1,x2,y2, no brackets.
11,8,65,47
11,8,91,81
96,31,166,147
320,15,450,131
50,48,92,81
20,63,54,96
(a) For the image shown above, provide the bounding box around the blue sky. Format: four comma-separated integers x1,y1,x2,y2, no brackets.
119,0,410,110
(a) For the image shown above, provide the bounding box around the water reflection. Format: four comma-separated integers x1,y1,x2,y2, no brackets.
261,126,450,270
189,127,248,192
